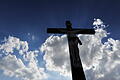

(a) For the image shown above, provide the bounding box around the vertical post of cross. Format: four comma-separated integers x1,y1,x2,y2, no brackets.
47,21,95,80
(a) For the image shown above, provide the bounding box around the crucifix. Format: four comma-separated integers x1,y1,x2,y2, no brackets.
47,21,95,80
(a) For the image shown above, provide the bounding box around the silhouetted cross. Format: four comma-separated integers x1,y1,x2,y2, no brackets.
47,21,95,80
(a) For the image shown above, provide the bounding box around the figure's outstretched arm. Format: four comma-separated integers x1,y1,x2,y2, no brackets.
77,37,82,45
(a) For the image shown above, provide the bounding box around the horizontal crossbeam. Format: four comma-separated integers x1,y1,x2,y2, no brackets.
47,28,95,34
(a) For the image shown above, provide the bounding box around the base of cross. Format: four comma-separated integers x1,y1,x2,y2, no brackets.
70,56,86,80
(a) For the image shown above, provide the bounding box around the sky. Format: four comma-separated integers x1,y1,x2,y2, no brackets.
0,0,120,80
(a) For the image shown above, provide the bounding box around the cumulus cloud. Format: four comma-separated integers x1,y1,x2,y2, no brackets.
0,36,28,55
41,35,71,77
41,19,120,80
0,36,48,80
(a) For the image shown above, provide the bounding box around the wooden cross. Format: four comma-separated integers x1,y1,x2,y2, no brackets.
47,21,95,80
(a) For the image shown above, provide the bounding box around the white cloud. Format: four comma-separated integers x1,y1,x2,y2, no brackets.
0,36,29,55
41,19,120,80
0,36,48,80
40,35,71,77
0,54,25,77
93,19,103,26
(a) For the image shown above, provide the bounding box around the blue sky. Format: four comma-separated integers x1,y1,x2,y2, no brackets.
0,0,120,42
0,0,120,80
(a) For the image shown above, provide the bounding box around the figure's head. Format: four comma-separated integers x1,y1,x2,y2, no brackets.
65,21,72,30
66,21,72,26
